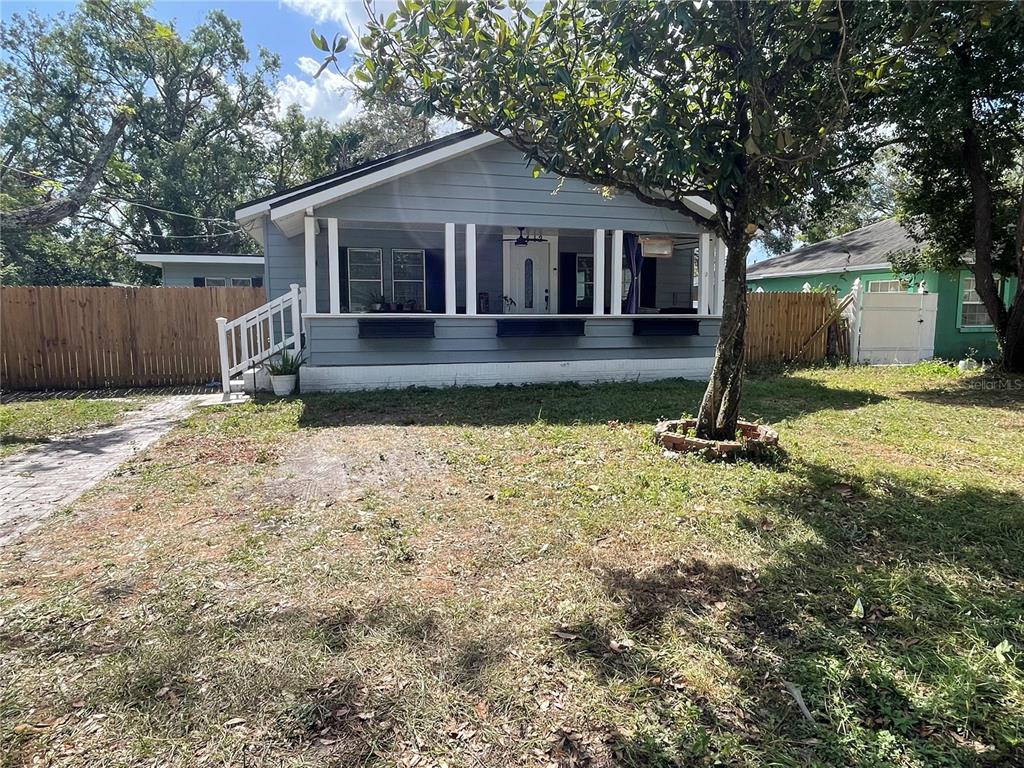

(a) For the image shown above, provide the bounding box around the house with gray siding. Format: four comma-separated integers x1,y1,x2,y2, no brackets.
137,253,265,290
224,130,727,393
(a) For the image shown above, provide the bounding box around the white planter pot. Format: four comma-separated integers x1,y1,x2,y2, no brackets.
270,374,297,396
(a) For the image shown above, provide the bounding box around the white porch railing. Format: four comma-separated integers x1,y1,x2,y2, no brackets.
216,283,303,393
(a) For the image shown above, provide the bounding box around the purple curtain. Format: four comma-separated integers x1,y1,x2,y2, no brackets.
624,233,644,313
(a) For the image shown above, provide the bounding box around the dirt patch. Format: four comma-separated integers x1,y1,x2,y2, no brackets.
267,425,457,507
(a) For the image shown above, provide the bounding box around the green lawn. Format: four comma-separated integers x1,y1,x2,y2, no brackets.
0,397,145,458
1,364,1022,767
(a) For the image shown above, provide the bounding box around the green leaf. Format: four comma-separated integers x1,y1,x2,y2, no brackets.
311,29,329,51
850,598,864,619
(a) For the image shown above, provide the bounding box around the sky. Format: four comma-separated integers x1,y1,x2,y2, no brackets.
1,0,375,123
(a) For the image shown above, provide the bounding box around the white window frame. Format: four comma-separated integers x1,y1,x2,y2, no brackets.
230,277,252,287
347,248,384,311
867,279,905,293
205,276,227,287
959,275,997,329
391,248,426,308
575,254,594,305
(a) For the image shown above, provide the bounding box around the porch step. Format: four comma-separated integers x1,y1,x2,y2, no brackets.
229,378,246,393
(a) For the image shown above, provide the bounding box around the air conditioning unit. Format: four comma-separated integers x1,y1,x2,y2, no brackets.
640,236,673,258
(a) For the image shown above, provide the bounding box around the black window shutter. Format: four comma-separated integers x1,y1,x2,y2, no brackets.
193,277,206,287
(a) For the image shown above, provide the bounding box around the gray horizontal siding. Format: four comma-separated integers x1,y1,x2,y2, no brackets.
307,317,720,367
317,143,703,234
161,262,263,287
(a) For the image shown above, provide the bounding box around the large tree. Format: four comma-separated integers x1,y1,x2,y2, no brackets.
321,0,883,439
885,3,1023,371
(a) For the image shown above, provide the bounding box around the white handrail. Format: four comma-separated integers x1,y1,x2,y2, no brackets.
216,282,303,393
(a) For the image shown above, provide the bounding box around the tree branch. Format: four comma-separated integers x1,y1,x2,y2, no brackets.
0,111,130,232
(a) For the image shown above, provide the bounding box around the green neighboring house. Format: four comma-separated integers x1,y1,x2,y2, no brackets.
747,218,1017,361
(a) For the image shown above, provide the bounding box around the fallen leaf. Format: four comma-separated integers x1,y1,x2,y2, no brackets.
850,598,865,619
551,630,581,641
222,717,246,728
609,638,633,653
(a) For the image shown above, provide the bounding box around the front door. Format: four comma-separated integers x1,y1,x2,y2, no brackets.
507,241,550,314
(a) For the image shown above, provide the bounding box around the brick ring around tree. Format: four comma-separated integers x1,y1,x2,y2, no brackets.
654,419,780,461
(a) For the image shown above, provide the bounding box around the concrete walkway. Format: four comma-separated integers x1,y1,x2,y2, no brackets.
0,395,199,546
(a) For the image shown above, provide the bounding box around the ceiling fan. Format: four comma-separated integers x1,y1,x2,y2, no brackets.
503,227,548,247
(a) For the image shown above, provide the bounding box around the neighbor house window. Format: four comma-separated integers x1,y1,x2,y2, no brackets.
205,277,227,287
960,275,995,328
867,279,905,293
348,248,383,311
230,277,252,287
391,249,425,309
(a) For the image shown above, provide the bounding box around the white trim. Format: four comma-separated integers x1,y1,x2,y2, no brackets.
269,133,502,222
465,223,477,315
748,261,892,280
136,254,264,266
304,216,317,314
327,218,340,313
714,236,727,315
300,356,715,392
593,229,606,315
698,232,712,314
444,222,457,313
610,230,624,315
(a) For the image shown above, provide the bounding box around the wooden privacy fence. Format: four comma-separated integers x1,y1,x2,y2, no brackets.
1,286,266,390
744,291,834,365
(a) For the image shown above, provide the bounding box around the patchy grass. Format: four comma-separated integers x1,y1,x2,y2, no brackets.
1,364,1022,767
0,398,146,458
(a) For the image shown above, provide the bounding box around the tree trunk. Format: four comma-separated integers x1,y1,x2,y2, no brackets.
695,231,751,441
1003,286,1024,373
0,112,130,232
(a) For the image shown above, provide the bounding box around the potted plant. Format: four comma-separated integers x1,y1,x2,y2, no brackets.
266,350,302,396
370,294,386,312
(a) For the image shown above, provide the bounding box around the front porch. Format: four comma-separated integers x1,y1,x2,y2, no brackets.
289,219,726,391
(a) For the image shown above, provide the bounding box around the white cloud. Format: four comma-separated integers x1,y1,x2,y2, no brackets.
275,56,362,123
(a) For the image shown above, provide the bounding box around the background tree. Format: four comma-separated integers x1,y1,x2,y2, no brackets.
327,0,884,439
768,2,1023,370
1,0,436,285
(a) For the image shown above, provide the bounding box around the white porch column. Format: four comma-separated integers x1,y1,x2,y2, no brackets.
715,236,727,315
445,222,457,314
327,217,340,313
698,232,712,314
465,223,477,315
610,229,624,315
593,228,606,315
304,215,317,314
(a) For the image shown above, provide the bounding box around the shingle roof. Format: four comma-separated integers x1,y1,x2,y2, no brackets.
748,218,921,278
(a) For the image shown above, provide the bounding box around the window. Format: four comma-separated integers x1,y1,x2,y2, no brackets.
205,277,227,287
391,249,425,309
348,248,383,311
575,255,594,304
960,275,996,328
867,279,905,293
230,277,252,287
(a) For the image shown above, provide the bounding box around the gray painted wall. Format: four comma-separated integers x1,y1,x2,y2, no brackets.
161,262,264,287
315,142,705,234
306,316,721,367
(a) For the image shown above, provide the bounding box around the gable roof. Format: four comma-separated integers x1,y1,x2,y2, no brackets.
748,218,920,279
234,129,492,221
235,129,718,229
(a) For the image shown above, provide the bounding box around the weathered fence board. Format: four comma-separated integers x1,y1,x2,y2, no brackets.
744,292,833,365
1,286,265,390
